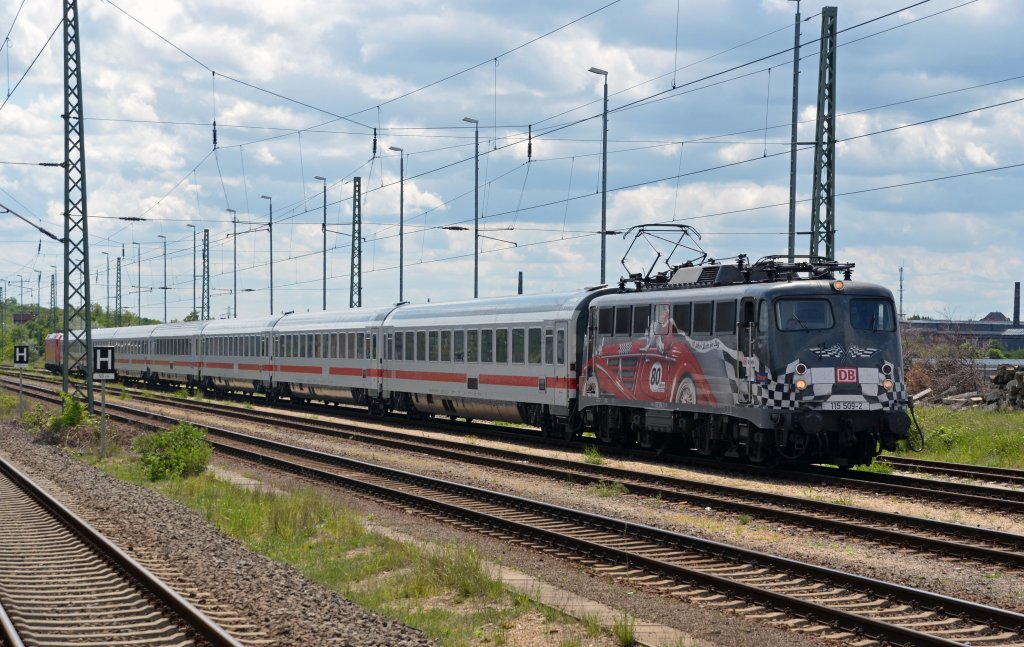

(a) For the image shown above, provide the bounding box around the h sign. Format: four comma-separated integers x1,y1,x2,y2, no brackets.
14,346,28,366
93,346,116,380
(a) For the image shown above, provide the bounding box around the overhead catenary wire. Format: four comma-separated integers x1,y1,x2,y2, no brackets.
2,0,1009,314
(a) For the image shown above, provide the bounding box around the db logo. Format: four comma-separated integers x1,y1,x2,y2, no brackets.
836,367,858,384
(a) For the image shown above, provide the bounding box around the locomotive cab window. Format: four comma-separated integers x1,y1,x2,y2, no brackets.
776,299,834,331
597,308,614,336
850,299,896,332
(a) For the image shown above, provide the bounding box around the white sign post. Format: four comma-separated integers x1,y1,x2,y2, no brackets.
93,346,115,456
14,346,28,418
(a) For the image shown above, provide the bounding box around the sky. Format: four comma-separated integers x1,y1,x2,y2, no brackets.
1,0,1021,323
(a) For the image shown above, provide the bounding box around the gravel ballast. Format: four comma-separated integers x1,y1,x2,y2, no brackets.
0,421,434,647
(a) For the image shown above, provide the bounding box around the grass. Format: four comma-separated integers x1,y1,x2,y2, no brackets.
92,453,597,646
582,444,605,465
587,480,629,497
612,612,636,646
888,406,1024,468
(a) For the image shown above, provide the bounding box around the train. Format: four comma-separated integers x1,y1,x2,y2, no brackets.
45,256,911,467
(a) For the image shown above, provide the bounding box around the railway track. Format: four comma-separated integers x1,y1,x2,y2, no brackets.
7,379,1024,645
7,375,1024,570
877,455,1024,487
0,454,241,647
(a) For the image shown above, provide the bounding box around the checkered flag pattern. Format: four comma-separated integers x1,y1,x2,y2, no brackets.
848,346,878,358
811,344,845,359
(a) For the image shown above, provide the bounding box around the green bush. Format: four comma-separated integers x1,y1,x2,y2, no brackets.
134,422,212,481
927,424,965,451
59,392,85,428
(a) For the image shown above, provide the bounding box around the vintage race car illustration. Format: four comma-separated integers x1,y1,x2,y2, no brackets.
586,304,717,405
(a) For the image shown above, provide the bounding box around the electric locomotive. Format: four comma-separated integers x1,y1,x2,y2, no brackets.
580,256,910,466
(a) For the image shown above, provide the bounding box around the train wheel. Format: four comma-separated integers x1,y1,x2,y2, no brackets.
673,377,697,404
638,430,667,454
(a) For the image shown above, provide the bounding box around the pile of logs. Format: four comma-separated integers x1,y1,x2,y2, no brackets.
926,366,1024,410
990,365,1024,410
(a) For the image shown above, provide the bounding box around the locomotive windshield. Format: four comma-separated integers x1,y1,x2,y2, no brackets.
776,299,834,331
850,298,896,332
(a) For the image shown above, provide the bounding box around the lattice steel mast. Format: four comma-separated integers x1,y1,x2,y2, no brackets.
809,6,838,261
201,228,210,319
62,0,94,409
115,257,122,326
350,177,362,308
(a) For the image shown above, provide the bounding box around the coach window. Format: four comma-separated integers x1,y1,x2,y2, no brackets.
308,334,315,358
467,330,479,362
482,329,494,362
597,308,614,336
528,328,542,364
692,302,713,336
544,329,554,364
394,331,404,360
344,333,353,359
401,331,412,361
351,333,361,359
614,306,632,336
632,305,651,336
511,328,525,363
454,330,465,362
414,331,424,361
557,329,566,364
673,303,692,335
371,334,377,360
428,331,439,361
336,333,343,358
496,329,509,363
715,300,736,335
261,337,267,357
441,330,452,362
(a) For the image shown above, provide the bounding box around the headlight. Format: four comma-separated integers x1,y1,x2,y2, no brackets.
883,379,894,390
795,378,808,391
795,363,807,375
831,280,845,291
